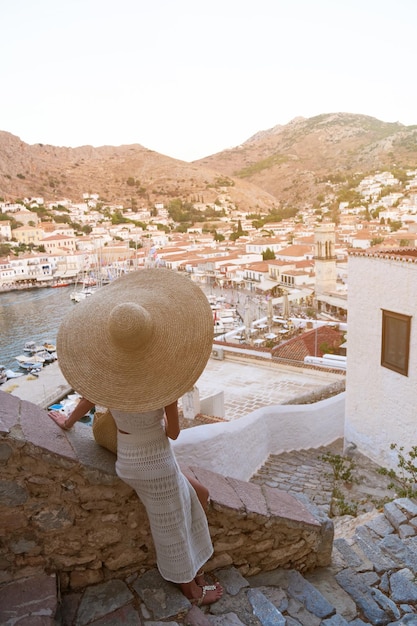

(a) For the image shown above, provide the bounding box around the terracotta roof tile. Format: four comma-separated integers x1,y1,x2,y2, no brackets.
273,326,345,360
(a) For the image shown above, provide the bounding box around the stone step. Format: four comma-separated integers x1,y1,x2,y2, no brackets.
250,447,338,516
2,498,417,625
250,442,397,524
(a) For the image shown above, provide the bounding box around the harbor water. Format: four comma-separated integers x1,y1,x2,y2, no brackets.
0,286,75,371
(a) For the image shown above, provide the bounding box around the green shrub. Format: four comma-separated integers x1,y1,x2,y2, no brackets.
377,444,417,498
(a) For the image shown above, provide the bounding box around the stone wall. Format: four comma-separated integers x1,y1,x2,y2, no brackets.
0,390,333,590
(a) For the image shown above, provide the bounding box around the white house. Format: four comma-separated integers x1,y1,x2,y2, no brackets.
345,249,417,471
245,238,285,255
0,220,12,241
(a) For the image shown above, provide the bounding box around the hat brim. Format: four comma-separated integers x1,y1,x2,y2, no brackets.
57,269,214,411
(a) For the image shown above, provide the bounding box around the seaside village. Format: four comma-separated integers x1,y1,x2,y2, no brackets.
1,169,417,624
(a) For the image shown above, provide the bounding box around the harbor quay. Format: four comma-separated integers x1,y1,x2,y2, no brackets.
1,352,343,419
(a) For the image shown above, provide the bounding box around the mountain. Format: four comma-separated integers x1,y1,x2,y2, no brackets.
0,132,277,212
195,113,417,206
1,113,417,211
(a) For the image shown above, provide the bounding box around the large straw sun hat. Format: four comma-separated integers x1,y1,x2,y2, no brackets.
57,269,214,411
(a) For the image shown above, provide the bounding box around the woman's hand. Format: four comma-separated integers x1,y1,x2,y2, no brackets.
48,410,70,430
48,398,94,431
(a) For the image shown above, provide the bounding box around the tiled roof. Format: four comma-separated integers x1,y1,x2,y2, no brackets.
349,248,417,263
272,326,345,360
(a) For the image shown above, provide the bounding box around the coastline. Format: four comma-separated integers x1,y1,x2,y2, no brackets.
0,282,69,293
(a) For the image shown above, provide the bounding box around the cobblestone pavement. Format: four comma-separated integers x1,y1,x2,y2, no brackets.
250,439,396,519
190,356,343,420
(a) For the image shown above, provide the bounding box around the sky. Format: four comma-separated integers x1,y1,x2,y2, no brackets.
1,0,417,162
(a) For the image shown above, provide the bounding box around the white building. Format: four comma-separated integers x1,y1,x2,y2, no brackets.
345,249,417,471
0,220,12,241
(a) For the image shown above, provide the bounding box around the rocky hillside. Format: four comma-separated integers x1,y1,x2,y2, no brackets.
1,113,417,211
0,132,277,212
196,113,417,206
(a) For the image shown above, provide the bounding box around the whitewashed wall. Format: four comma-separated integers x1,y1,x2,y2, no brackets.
173,393,345,481
345,254,417,470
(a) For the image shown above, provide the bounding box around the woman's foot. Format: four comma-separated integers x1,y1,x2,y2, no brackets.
194,570,220,588
180,579,223,606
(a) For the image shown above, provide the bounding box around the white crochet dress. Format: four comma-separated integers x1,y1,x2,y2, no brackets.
111,408,213,583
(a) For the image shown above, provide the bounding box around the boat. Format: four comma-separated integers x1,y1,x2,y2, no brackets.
51,281,71,288
4,369,24,379
17,361,43,373
70,258,102,302
16,354,45,366
0,366,7,384
43,341,56,352
23,340,57,356
33,349,56,363
70,285,97,302
23,341,44,353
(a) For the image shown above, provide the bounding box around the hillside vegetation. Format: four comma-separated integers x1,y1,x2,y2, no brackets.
196,113,417,207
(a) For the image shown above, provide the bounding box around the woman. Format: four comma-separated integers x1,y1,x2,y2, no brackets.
54,268,222,607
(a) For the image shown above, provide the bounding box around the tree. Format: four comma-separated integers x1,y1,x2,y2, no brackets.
262,247,276,260
111,211,129,225
252,219,264,229
129,239,143,249
370,237,384,246
168,199,196,223
389,220,402,233
230,219,248,241
0,243,12,256
54,214,71,224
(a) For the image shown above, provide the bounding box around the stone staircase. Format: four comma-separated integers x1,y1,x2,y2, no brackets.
2,444,417,625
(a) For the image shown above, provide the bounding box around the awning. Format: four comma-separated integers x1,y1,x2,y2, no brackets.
255,279,280,292
271,288,313,305
37,275,54,281
316,293,348,308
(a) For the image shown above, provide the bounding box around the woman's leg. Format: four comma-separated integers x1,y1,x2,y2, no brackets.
185,473,209,511
184,473,217,587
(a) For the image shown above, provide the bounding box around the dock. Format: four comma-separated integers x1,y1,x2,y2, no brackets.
1,361,72,409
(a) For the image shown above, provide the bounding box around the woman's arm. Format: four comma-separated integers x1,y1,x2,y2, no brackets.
164,401,180,440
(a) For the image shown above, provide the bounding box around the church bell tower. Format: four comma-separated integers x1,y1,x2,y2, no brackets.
314,223,337,296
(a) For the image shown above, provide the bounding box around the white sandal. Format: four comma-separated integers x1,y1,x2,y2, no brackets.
192,584,218,607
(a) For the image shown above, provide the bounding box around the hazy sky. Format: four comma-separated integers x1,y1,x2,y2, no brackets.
2,0,416,161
